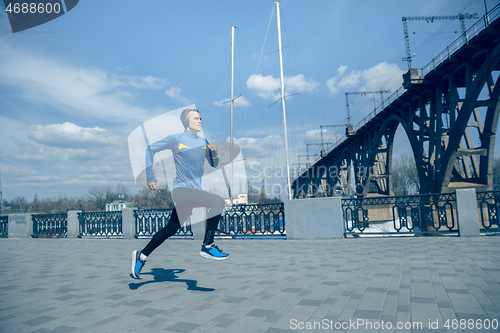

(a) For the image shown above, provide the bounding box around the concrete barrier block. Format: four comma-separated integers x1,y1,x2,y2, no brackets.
456,188,480,237
122,208,137,239
8,213,33,238
67,210,81,238
284,197,344,239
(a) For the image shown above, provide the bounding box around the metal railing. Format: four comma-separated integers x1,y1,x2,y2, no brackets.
134,209,193,239
78,211,122,238
421,3,500,76
32,213,68,238
353,86,407,132
0,215,8,238
477,191,500,232
342,193,458,237
217,203,285,238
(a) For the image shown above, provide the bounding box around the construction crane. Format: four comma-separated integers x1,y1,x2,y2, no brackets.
402,13,478,70
345,90,391,130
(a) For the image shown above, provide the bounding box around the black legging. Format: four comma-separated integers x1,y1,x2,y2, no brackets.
141,187,225,256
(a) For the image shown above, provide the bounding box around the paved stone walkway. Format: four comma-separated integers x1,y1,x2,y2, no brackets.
0,236,499,332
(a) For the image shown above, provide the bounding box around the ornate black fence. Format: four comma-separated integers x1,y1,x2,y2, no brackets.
78,211,122,238
134,209,193,238
0,215,8,238
342,193,458,237
477,191,500,232
32,213,67,238
217,203,285,238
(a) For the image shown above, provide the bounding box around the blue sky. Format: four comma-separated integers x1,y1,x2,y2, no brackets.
0,0,496,201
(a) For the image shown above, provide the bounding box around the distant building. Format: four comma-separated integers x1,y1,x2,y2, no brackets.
106,195,134,211
224,193,248,206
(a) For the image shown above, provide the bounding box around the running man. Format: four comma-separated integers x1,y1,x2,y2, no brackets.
132,108,228,279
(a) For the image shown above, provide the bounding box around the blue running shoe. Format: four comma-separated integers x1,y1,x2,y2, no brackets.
131,250,146,279
199,244,229,260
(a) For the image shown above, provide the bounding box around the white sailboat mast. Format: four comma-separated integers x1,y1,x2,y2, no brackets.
276,2,292,200
230,26,235,206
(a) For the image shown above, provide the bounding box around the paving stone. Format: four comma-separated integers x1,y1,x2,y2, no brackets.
0,237,499,332
166,321,201,332
21,315,57,326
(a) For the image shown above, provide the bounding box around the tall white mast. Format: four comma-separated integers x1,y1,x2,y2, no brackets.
230,26,235,206
276,2,292,200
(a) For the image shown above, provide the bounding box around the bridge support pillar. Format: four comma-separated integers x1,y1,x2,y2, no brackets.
284,197,343,239
456,188,480,237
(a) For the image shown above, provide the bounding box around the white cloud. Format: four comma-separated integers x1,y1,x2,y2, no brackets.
28,122,122,148
285,74,320,93
0,40,194,199
338,71,361,89
129,75,168,89
358,62,404,92
235,136,281,158
0,116,132,198
327,66,350,94
337,65,348,76
0,40,158,123
326,77,338,95
165,86,191,105
246,73,319,100
212,95,251,107
246,74,280,99
327,62,404,95
304,128,341,145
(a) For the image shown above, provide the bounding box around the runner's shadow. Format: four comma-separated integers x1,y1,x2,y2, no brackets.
129,268,214,292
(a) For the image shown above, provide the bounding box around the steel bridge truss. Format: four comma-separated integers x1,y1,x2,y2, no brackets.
293,12,500,198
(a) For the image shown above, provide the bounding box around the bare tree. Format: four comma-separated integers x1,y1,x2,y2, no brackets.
493,157,500,191
132,187,174,209
87,186,108,211
247,180,260,204
391,155,419,195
